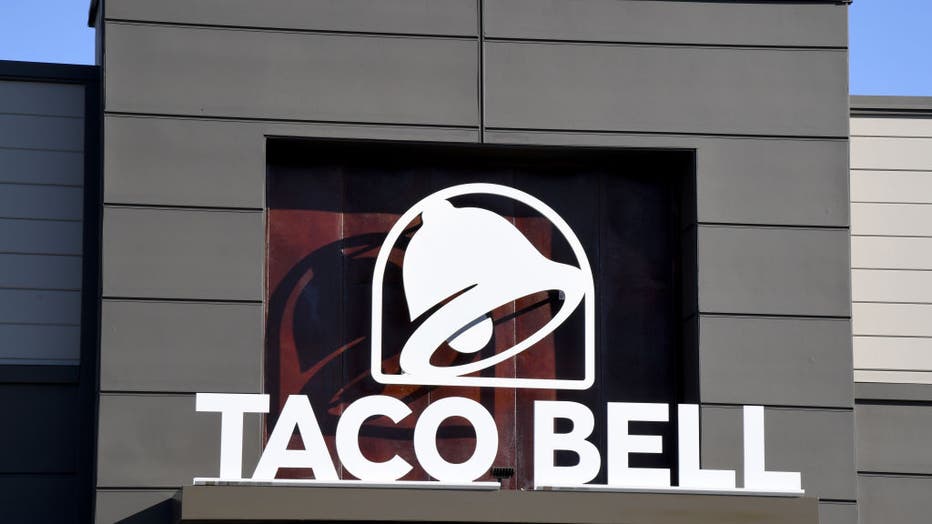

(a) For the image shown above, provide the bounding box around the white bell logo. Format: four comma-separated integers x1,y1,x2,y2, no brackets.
371,183,595,390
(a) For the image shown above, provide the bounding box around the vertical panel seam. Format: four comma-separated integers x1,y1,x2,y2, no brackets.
478,0,484,143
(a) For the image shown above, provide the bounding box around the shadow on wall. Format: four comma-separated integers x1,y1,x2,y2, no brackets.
114,492,180,524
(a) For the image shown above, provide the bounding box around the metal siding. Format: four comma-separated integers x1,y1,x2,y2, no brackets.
858,475,932,524
851,116,932,138
851,136,932,171
852,235,932,270
0,148,84,186
96,394,263,487
0,80,85,117
95,0,854,518
700,406,857,501
852,202,932,236
0,325,81,365
0,289,81,325
100,300,263,392
486,131,849,227
852,269,932,303
485,42,848,137
699,316,852,408
697,226,851,317
818,501,858,524
102,207,264,301
855,381,932,402
106,0,478,36
0,79,86,369
95,489,179,524
854,337,932,372
104,116,479,208
856,403,932,474
105,23,479,126
853,303,932,337
854,370,932,383
851,115,932,386
0,113,84,151
0,183,83,220
0,218,84,255
484,0,846,47
852,170,932,203
0,253,83,290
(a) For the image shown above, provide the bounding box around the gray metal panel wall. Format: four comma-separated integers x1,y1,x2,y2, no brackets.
855,374,932,524
0,66,98,524
849,99,932,524
850,110,932,384
0,80,85,366
98,1,853,521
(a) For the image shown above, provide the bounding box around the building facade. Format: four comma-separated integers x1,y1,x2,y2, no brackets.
8,1,932,523
850,95,932,524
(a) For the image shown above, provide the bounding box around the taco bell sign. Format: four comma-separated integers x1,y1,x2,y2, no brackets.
195,184,803,495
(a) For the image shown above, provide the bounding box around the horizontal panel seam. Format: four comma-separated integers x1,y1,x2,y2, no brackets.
858,471,932,478
698,222,848,231
0,113,84,121
855,335,932,339
0,321,80,327
700,402,852,412
0,216,81,223
0,286,82,293
0,252,81,258
102,112,849,141
0,289,80,296
106,18,478,40
852,268,932,273
852,110,932,118
0,111,82,120
0,145,83,154
856,399,932,407
105,110,481,131
484,36,846,51
852,201,932,206
852,234,932,239
853,234,932,239
0,181,83,189
853,204,932,210
855,334,932,339
854,368,932,372
851,134,932,139
0,252,82,258
700,312,850,320
104,203,263,214
486,126,849,141
818,499,857,504
854,301,932,306
851,168,932,173
102,296,262,305
0,472,78,477
100,389,259,396
104,202,263,213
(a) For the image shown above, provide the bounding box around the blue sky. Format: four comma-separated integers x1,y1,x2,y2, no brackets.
850,0,932,96
0,1,930,96
0,1,95,66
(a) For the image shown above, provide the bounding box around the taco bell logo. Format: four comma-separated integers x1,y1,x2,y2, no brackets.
370,183,595,389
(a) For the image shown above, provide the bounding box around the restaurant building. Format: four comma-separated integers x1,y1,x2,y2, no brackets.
1,1,931,523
